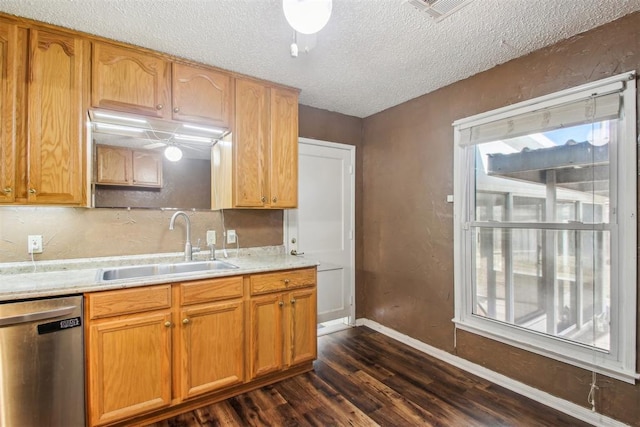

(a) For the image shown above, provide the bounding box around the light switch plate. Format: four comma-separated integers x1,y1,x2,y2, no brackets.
226,230,236,244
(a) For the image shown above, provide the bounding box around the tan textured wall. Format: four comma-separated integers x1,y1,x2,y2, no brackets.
361,12,640,425
0,207,282,262
298,105,364,317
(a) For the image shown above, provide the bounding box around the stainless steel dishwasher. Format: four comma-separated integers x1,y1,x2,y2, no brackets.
0,295,85,427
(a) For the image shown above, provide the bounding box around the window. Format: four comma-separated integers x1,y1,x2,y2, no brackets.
452,72,638,383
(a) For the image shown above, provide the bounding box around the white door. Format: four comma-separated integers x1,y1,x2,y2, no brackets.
286,138,355,325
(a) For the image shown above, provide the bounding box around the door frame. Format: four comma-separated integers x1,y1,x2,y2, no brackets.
284,137,356,325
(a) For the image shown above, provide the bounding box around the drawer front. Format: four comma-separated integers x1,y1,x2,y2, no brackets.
250,268,316,295
180,276,244,306
88,285,172,319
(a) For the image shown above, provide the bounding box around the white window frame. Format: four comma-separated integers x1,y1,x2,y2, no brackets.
452,72,638,384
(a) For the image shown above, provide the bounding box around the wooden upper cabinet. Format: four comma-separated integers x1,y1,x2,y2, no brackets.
234,78,269,207
0,21,18,204
172,63,231,127
223,78,298,209
95,144,162,187
270,87,298,208
28,28,86,204
91,42,170,119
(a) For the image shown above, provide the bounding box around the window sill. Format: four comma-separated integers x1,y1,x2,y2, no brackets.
453,317,639,384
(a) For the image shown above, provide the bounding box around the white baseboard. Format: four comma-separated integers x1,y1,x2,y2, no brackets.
355,318,628,427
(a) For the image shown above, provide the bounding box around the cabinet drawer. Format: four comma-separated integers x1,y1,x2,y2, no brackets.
180,276,243,306
88,285,172,319
250,268,316,295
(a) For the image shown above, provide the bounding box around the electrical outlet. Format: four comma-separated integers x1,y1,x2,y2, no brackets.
226,229,236,244
206,230,216,245
27,235,43,254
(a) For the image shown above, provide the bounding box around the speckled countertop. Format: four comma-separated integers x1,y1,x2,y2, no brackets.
0,246,319,301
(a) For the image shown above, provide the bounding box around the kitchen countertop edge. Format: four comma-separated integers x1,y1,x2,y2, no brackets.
0,253,319,301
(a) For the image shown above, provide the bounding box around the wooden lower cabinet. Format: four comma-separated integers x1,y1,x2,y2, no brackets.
88,311,173,426
178,300,244,399
85,267,316,427
248,269,317,380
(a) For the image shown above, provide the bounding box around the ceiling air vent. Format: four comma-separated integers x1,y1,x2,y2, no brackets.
405,0,473,22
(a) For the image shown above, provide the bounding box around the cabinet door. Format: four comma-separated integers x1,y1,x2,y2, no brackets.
269,87,298,208
286,287,317,367
172,63,231,127
178,300,244,400
28,29,85,204
92,42,170,119
234,78,268,207
0,22,18,203
88,311,172,426
132,150,163,187
248,293,283,379
96,145,131,185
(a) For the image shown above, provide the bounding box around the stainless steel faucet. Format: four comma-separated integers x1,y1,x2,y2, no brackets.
169,211,199,261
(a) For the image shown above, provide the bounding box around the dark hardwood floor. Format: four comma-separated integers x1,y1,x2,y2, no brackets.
149,326,591,427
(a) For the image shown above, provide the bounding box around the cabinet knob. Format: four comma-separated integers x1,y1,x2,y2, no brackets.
284,279,290,285
29,188,36,194
291,298,296,304
156,104,164,110
164,321,172,328
3,187,11,194
272,197,278,203
261,196,266,203
278,301,284,307
182,318,190,324
173,107,180,113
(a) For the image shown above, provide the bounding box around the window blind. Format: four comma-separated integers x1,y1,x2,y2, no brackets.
458,87,623,147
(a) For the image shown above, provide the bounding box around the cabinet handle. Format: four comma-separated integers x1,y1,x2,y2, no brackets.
291,298,296,304
173,107,180,113
261,196,266,203
278,301,284,307
3,187,11,194
164,321,172,328
182,318,190,324
284,279,290,285
156,104,164,110
29,188,36,194
272,197,278,203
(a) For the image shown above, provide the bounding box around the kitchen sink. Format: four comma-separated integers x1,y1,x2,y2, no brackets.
100,260,239,281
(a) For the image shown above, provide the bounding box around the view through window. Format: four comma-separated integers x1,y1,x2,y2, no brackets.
453,72,637,382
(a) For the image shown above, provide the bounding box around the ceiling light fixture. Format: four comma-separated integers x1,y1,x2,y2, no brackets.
164,145,183,162
283,0,332,35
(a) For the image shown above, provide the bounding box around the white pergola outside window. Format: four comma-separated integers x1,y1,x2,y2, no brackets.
452,72,638,383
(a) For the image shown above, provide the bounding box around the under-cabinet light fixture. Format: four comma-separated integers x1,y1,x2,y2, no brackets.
94,123,146,133
182,124,226,135
174,134,214,144
93,111,148,124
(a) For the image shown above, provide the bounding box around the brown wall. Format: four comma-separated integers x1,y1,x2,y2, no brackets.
361,12,640,425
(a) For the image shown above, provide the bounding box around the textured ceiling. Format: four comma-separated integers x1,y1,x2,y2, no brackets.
0,0,639,118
